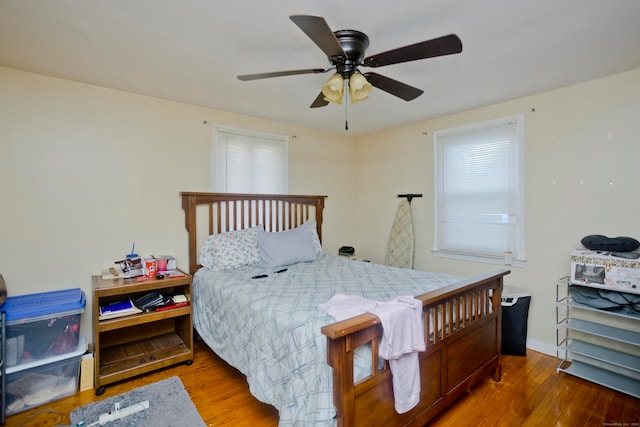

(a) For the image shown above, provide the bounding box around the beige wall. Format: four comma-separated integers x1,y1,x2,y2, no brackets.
354,68,640,353
0,66,357,339
2,65,639,353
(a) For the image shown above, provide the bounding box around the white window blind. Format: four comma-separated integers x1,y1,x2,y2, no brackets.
214,126,288,194
434,115,525,265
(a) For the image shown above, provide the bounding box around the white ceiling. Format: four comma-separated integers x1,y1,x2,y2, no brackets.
1,1,640,136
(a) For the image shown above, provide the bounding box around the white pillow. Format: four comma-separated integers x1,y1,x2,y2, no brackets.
199,225,262,271
305,220,324,255
258,223,318,268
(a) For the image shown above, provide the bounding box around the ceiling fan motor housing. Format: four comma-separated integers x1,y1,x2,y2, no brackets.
333,30,369,77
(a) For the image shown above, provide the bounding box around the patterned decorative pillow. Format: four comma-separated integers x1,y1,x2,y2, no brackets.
199,225,262,271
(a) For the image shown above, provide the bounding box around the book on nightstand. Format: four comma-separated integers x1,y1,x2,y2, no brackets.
154,294,189,312
155,300,190,312
99,298,142,320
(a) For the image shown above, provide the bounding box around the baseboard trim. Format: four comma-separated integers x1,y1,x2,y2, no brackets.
526,339,556,357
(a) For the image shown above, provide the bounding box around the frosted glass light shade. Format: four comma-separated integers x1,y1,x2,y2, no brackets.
349,73,372,105
322,74,344,105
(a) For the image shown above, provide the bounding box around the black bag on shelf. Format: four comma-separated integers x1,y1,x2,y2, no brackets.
580,235,640,252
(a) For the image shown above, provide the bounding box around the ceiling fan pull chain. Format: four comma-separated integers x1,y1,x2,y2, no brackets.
345,80,349,130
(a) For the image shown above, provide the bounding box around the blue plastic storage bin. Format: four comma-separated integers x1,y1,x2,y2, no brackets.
1,288,86,368
2,288,86,324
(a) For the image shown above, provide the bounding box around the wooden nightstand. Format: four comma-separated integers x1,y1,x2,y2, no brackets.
91,271,193,394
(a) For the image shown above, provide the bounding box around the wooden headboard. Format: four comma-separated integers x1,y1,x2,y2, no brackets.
180,192,327,274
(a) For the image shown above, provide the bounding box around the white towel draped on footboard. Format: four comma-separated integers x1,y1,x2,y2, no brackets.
319,293,425,414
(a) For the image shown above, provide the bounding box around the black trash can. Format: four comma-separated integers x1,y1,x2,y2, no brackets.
501,286,531,356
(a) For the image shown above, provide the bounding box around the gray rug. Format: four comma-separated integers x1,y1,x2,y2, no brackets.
70,377,206,426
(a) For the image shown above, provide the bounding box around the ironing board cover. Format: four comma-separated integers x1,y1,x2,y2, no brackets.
385,199,414,269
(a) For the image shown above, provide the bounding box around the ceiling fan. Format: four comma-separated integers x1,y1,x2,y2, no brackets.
238,15,463,108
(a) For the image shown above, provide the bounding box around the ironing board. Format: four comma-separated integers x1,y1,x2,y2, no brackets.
385,199,414,269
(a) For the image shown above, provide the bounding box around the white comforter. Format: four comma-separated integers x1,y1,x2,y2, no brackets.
192,254,460,426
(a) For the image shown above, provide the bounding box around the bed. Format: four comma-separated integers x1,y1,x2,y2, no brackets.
181,192,510,426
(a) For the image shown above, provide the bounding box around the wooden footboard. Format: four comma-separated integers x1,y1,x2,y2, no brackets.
321,269,510,427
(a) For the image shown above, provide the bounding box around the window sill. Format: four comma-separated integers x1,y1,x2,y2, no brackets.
432,250,526,268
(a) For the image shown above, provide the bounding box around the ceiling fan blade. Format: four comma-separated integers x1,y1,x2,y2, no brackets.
363,34,462,68
310,92,329,108
238,68,326,81
290,15,346,60
364,72,424,101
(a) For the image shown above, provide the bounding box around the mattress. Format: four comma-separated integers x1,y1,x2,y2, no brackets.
192,253,460,426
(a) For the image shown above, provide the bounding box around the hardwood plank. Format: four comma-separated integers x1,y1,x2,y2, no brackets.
5,344,638,426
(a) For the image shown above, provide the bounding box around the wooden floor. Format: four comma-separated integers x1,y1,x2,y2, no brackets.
6,341,639,427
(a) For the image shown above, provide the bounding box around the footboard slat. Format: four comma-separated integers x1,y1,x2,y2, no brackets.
322,269,509,427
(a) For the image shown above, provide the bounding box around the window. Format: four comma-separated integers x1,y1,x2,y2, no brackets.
434,115,525,265
213,126,288,194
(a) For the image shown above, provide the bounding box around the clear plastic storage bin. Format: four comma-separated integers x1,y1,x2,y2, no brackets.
5,335,86,415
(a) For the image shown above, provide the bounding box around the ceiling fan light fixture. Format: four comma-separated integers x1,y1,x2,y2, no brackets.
349,73,372,105
322,73,344,104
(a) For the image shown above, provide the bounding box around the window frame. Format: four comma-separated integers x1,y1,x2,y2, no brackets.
433,114,526,266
